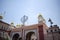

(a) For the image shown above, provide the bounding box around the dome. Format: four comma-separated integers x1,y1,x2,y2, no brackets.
38,14,42,18
11,22,14,24
0,16,3,19
10,22,14,26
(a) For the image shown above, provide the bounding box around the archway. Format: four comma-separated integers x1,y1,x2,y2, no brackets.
12,33,19,40
26,32,35,40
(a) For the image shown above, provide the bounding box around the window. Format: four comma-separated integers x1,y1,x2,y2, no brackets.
50,30,53,32
47,30,48,33
59,31,60,34
55,29,57,31
2,25,4,29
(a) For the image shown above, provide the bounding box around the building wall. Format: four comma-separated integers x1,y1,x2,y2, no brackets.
46,32,60,40
11,23,49,40
1,20,60,40
0,21,11,39
46,25,60,40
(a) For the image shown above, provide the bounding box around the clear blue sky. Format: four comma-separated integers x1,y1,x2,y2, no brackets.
0,0,60,27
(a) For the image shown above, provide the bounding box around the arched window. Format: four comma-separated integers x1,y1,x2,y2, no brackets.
47,30,48,33
55,29,57,31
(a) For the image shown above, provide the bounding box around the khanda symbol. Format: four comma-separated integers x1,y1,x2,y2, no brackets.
21,15,28,26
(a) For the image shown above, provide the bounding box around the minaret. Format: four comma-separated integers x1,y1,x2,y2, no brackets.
38,14,46,24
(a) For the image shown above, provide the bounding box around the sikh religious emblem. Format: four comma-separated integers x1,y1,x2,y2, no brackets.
21,15,28,26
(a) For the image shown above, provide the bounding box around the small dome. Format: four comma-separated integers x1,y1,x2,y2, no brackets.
10,22,14,26
38,14,44,19
11,22,14,24
0,16,3,19
38,14,44,20
38,14,42,18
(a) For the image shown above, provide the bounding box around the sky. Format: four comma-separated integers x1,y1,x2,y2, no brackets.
0,0,60,27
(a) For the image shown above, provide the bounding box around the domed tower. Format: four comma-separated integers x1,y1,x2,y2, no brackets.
38,14,46,24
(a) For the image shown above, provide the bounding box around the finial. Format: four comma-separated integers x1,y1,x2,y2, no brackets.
21,15,28,26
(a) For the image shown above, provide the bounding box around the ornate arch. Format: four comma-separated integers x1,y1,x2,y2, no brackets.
26,32,35,40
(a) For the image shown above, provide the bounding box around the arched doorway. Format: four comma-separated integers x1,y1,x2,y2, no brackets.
12,33,19,40
26,32,35,40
